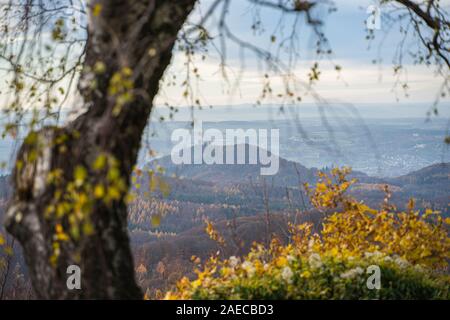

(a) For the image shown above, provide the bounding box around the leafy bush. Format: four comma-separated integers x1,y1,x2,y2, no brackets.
302,167,450,269
166,246,449,299
166,168,450,300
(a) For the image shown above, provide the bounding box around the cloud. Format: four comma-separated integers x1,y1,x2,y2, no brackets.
155,53,449,106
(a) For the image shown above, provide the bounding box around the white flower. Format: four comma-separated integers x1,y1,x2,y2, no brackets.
355,267,364,274
414,264,424,272
383,256,393,263
308,239,315,251
287,255,296,263
340,267,364,279
365,251,382,259
203,277,211,286
394,257,409,268
241,261,256,276
281,267,294,284
228,256,239,268
308,253,323,269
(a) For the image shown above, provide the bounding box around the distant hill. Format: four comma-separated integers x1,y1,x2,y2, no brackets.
146,143,373,187
350,163,450,213
388,163,450,211
390,162,450,187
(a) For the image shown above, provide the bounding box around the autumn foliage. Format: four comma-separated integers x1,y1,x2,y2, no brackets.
167,168,450,299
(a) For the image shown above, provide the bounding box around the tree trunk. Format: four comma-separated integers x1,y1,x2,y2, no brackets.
5,0,196,299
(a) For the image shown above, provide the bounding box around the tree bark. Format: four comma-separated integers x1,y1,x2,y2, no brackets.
5,0,196,299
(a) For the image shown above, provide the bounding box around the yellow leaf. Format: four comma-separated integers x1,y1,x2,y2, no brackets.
4,246,13,256
74,165,87,186
159,179,171,197
301,270,311,278
56,233,70,241
275,256,288,267
94,61,106,74
93,154,107,170
149,174,157,192
92,4,102,17
151,215,161,227
83,222,94,236
107,167,120,181
107,186,121,200
122,67,133,77
94,184,105,199
56,224,64,234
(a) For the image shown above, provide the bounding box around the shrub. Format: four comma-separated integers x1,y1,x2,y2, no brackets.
166,168,450,300
166,245,449,299
302,167,450,269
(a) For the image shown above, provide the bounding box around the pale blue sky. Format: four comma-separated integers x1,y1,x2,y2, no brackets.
155,0,450,107
0,0,448,114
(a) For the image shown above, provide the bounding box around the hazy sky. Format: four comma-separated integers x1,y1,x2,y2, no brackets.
0,0,448,116
154,0,450,108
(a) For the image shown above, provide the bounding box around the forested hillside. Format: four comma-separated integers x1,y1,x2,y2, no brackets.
1,157,448,298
